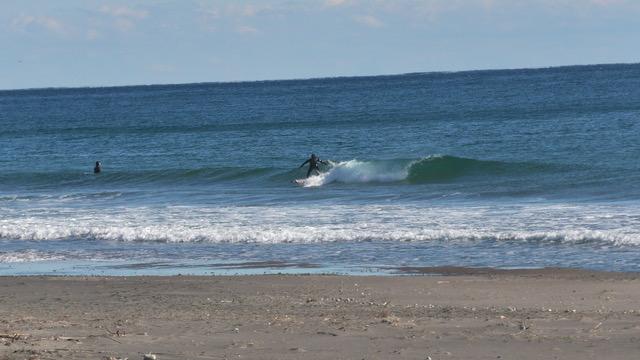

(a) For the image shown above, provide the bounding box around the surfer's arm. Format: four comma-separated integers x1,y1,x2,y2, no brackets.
299,159,310,168
318,159,328,165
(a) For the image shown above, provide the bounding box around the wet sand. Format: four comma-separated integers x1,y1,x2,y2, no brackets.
2,268,640,359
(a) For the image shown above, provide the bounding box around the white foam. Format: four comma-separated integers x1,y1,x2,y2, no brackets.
302,159,409,187
0,250,64,263
1,203,639,246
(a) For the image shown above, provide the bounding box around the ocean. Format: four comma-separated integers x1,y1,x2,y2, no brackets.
1,63,640,275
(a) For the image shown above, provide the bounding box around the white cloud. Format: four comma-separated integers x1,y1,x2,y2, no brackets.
12,15,67,35
99,4,148,32
325,0,349,7
99,5,148,19
212,3,274,18
197,2,274,33
353,14,384,28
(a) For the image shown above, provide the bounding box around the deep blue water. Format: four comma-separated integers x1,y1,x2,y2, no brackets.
1,64,640,274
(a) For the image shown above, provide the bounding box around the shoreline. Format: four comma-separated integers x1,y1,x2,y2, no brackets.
2,269,640,359
2,265,640,278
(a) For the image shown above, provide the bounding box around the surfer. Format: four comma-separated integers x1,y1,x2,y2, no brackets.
94,161,102,174
299,153,327,178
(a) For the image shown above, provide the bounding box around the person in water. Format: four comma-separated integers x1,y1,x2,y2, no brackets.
299,153,327,178
94,161,102,174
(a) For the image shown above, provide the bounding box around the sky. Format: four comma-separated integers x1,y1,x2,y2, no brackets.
2,0,640,89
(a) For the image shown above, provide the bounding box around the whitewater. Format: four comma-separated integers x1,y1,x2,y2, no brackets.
2,203,639,245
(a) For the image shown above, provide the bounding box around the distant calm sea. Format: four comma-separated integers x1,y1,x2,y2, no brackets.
2,64,640,275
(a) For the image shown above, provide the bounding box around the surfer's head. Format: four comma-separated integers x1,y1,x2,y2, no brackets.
311,153,317,159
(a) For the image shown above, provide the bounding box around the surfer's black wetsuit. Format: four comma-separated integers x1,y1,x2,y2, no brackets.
94,161,101,174
300,154,327,178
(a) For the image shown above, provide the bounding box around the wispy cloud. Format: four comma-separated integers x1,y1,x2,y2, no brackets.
197,2,275,33
353,14,384,28
99,4,149,32
99,5,148,19
325,0,350,7
207,3,274,18
11,15,67,35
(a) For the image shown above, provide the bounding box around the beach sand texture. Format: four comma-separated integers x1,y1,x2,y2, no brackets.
1,269,640,359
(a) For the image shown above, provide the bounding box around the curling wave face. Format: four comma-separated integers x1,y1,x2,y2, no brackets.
300,155,553,187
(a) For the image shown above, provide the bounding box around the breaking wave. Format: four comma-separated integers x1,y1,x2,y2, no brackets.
0,226,638,247
299,155,551,187
1,222,638,247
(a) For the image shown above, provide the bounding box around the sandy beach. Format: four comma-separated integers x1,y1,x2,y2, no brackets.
1,268,640,359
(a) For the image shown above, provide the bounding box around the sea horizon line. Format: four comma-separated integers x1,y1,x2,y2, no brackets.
2,61,638,93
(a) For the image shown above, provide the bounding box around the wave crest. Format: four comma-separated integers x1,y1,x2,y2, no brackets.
1,225,637,246
299,155,547,187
